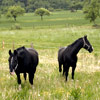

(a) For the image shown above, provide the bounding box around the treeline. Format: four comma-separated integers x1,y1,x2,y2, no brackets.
0,0,85,13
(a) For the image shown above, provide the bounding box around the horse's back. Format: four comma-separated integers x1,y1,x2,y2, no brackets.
27,48,39,66
58,47,66,55
27,48,38,56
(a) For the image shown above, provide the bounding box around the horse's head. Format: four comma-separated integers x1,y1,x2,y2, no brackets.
83,35,93,53
8,50,18,75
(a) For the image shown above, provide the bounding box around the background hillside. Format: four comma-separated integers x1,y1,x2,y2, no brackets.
0,0,84,13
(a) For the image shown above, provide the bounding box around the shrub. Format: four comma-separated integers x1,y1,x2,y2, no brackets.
68,87,81,100
11,23,22,30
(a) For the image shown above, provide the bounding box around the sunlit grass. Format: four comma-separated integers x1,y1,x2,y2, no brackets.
0,47,100,99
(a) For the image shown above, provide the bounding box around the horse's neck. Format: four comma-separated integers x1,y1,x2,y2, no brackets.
71,40,83,56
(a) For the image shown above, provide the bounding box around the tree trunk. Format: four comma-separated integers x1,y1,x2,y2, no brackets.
13,16,16,21
93,20,96,25
41,15,43,20
93,20,97,27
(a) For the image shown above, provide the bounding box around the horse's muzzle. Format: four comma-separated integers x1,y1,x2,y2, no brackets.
89,47,93,53
10,71,15,75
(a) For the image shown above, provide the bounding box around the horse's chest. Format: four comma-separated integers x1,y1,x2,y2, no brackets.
64,55,77,63
16,66,29,73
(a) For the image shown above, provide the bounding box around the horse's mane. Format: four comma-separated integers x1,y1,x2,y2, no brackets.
70,38,82,47
16,46,26,54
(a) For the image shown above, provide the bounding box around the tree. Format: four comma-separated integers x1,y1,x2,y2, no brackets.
0,0,85,13
70,0,83,12
35,8,50,20
1,0,15,13
83,0,100,25
6,5,25,21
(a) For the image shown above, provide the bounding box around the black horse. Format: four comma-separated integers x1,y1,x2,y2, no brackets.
58,36,93,81
8,46,39,89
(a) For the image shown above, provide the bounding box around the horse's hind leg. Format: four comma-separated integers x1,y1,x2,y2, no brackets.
29,73,34,88
24,73,27,81
65,64,70,81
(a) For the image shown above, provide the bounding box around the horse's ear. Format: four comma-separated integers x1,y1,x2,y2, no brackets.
22,46,25,49
14,50,17,55
9,50,12,56
84,35,87,39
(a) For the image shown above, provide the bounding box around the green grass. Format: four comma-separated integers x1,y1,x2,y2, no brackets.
0,10,100,100
0,10,100,29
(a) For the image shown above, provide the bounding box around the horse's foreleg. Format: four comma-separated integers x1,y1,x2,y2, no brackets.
17,74,21,90
65,65,70,81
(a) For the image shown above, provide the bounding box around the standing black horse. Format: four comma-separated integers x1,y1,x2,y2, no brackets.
58,36,93,81
8,46,39,89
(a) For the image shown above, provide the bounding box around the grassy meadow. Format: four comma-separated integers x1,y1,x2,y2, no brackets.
0,10,100,100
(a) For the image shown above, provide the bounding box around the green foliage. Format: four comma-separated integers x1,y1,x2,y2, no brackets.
0,11,1,18
6,5,25,21
0,0,16,14
69,0,83,12
83,0,100,25
0,0,85,13
35,8,50,20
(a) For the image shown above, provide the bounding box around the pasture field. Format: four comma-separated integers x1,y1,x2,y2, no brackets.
0,10,100,29
0,11,100,100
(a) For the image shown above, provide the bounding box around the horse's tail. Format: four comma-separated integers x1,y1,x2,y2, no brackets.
59,62,62,72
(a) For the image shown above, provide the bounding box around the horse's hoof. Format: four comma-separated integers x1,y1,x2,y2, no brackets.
62,73,65,76
18,84,21,91
65,79,68,82
31,85,34,89
71,79,74,82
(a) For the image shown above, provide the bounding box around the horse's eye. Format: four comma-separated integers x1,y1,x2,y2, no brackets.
85,45,88,49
